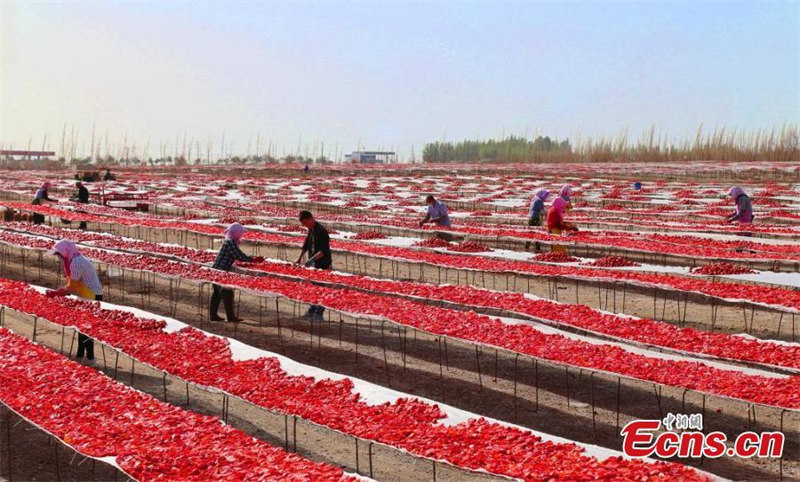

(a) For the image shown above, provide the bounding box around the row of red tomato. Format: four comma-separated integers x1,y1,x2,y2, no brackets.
278,209,799,262
8,224,798,372
0,327,353,481
440,225,800,261
2,206,798,313
239,207,798,265
5,198,800,300
566,213,800,236
1,223,218,264
222,199,798,238
25,196,800,258
6,227,800,410
772,210,800,220
651,233,800,256
239,256,800,371
0,281,707,482
329,239,800,311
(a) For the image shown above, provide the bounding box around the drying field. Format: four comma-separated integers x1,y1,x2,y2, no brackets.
0,160,798,481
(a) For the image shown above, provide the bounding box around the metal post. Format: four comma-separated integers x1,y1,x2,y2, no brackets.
475,345,483,392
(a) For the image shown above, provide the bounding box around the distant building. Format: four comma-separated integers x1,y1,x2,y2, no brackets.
345,151,396,164
0,150,56,161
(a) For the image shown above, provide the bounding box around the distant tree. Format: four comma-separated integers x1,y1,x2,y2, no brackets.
422,135,573,163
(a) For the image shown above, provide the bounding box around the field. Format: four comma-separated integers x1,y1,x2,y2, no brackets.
0,160,798,481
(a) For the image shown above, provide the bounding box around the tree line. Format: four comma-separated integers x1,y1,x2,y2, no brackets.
423,136,571,163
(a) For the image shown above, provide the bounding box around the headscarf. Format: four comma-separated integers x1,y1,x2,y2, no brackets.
535,189,550,201
552,197,567,217
224,223,246,244
34,181,52,201
48,240,79,278
560,184,572,197
727,186,746,199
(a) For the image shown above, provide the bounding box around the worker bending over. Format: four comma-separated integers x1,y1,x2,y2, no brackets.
726,186,754,224
419,195,451,227
46,240,103,365
32,181,57,225
525,189,549,250
559,184,573,212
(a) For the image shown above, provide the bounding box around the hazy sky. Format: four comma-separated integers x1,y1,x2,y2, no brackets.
2,1,798,160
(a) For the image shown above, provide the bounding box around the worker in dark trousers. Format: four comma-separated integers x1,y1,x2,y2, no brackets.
31,181,57,225
210,223,263,322
47,240,103,365
73,181,90,230
295,211,332,322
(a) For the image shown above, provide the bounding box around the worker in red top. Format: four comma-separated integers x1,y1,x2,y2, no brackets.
547,197,577,253
547,197,576,234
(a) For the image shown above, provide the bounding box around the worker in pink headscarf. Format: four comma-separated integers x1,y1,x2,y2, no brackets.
725,186,754,224
547,196,577,253
209,223,263,322
559,184,573,213
33,181,57,203
547,197,570,234
46,240,103,364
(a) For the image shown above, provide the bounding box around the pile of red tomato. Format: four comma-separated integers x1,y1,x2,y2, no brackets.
582,256,641,267
412,238,452,248
447,241,493,253
692,263,758,276
349,231,388,240
276,224,308,233
530,252,579,263
218,216,259,225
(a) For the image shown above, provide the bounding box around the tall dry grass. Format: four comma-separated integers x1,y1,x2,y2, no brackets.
577,124,798,164
423,124,798,164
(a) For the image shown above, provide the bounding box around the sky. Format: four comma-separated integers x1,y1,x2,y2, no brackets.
1,0,798,161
